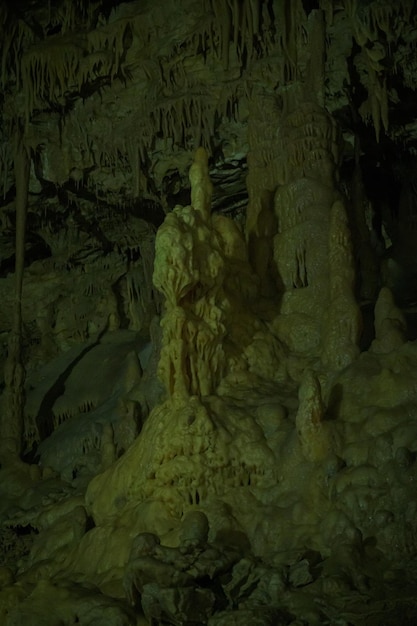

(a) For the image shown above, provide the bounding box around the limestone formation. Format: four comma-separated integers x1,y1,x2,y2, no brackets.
0,130,30,464
322,200,362,369
1,1,417,625
370,286,407,354
124,512,239,624
296,370,332,463
273,100,343,355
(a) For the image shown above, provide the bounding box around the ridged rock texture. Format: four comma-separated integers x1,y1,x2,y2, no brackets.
1,1,417,625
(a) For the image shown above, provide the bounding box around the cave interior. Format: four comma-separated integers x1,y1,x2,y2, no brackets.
1,0,417,624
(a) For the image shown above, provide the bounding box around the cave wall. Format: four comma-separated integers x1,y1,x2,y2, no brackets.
1,1,417,625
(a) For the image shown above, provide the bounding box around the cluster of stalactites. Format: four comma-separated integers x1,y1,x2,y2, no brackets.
66,86,243,201
0,0,98,90
0,6,33,89
19,18,132,126
210,0,272,68
125,0,306,166
4,0,308,129
343,0,414,44
149,97,216,154
341,0,414,141
208,0,306,79
1,0,315,205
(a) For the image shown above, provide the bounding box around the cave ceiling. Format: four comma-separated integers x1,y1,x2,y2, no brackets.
0,0,416,258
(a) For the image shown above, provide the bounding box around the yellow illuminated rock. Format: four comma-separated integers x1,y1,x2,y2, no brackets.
1,1,417,625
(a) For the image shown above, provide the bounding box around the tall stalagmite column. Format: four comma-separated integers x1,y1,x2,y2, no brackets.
0,128,30,463
272,9,361,361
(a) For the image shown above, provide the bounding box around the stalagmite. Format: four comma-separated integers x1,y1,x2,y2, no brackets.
273,101,342,354
0,128,30,463
321,200,362,370
296,370,331,462
1,2,417,624
153,148,225,399
370,286,406,354
189,147,212,217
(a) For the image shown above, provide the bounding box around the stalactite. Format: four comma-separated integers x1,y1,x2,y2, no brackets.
304,9,325,107
231,0,239,56
0,141,12,199
370,3,394,41
1,9,33,92
346,1,406,141
319,0,334,26
0,16,16,87
221,0,232,67
21,37,84,122
16,13,133,123
351,137,379,301
276,0,303,80
0,127,30,464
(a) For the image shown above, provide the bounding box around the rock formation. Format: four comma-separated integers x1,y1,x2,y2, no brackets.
1,1,417,624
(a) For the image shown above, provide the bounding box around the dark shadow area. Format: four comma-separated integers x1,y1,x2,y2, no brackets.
326,383,344,421
360,301,376,351
34,324,109,443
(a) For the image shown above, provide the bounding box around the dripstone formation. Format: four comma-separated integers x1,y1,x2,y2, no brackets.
1,1,417,624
